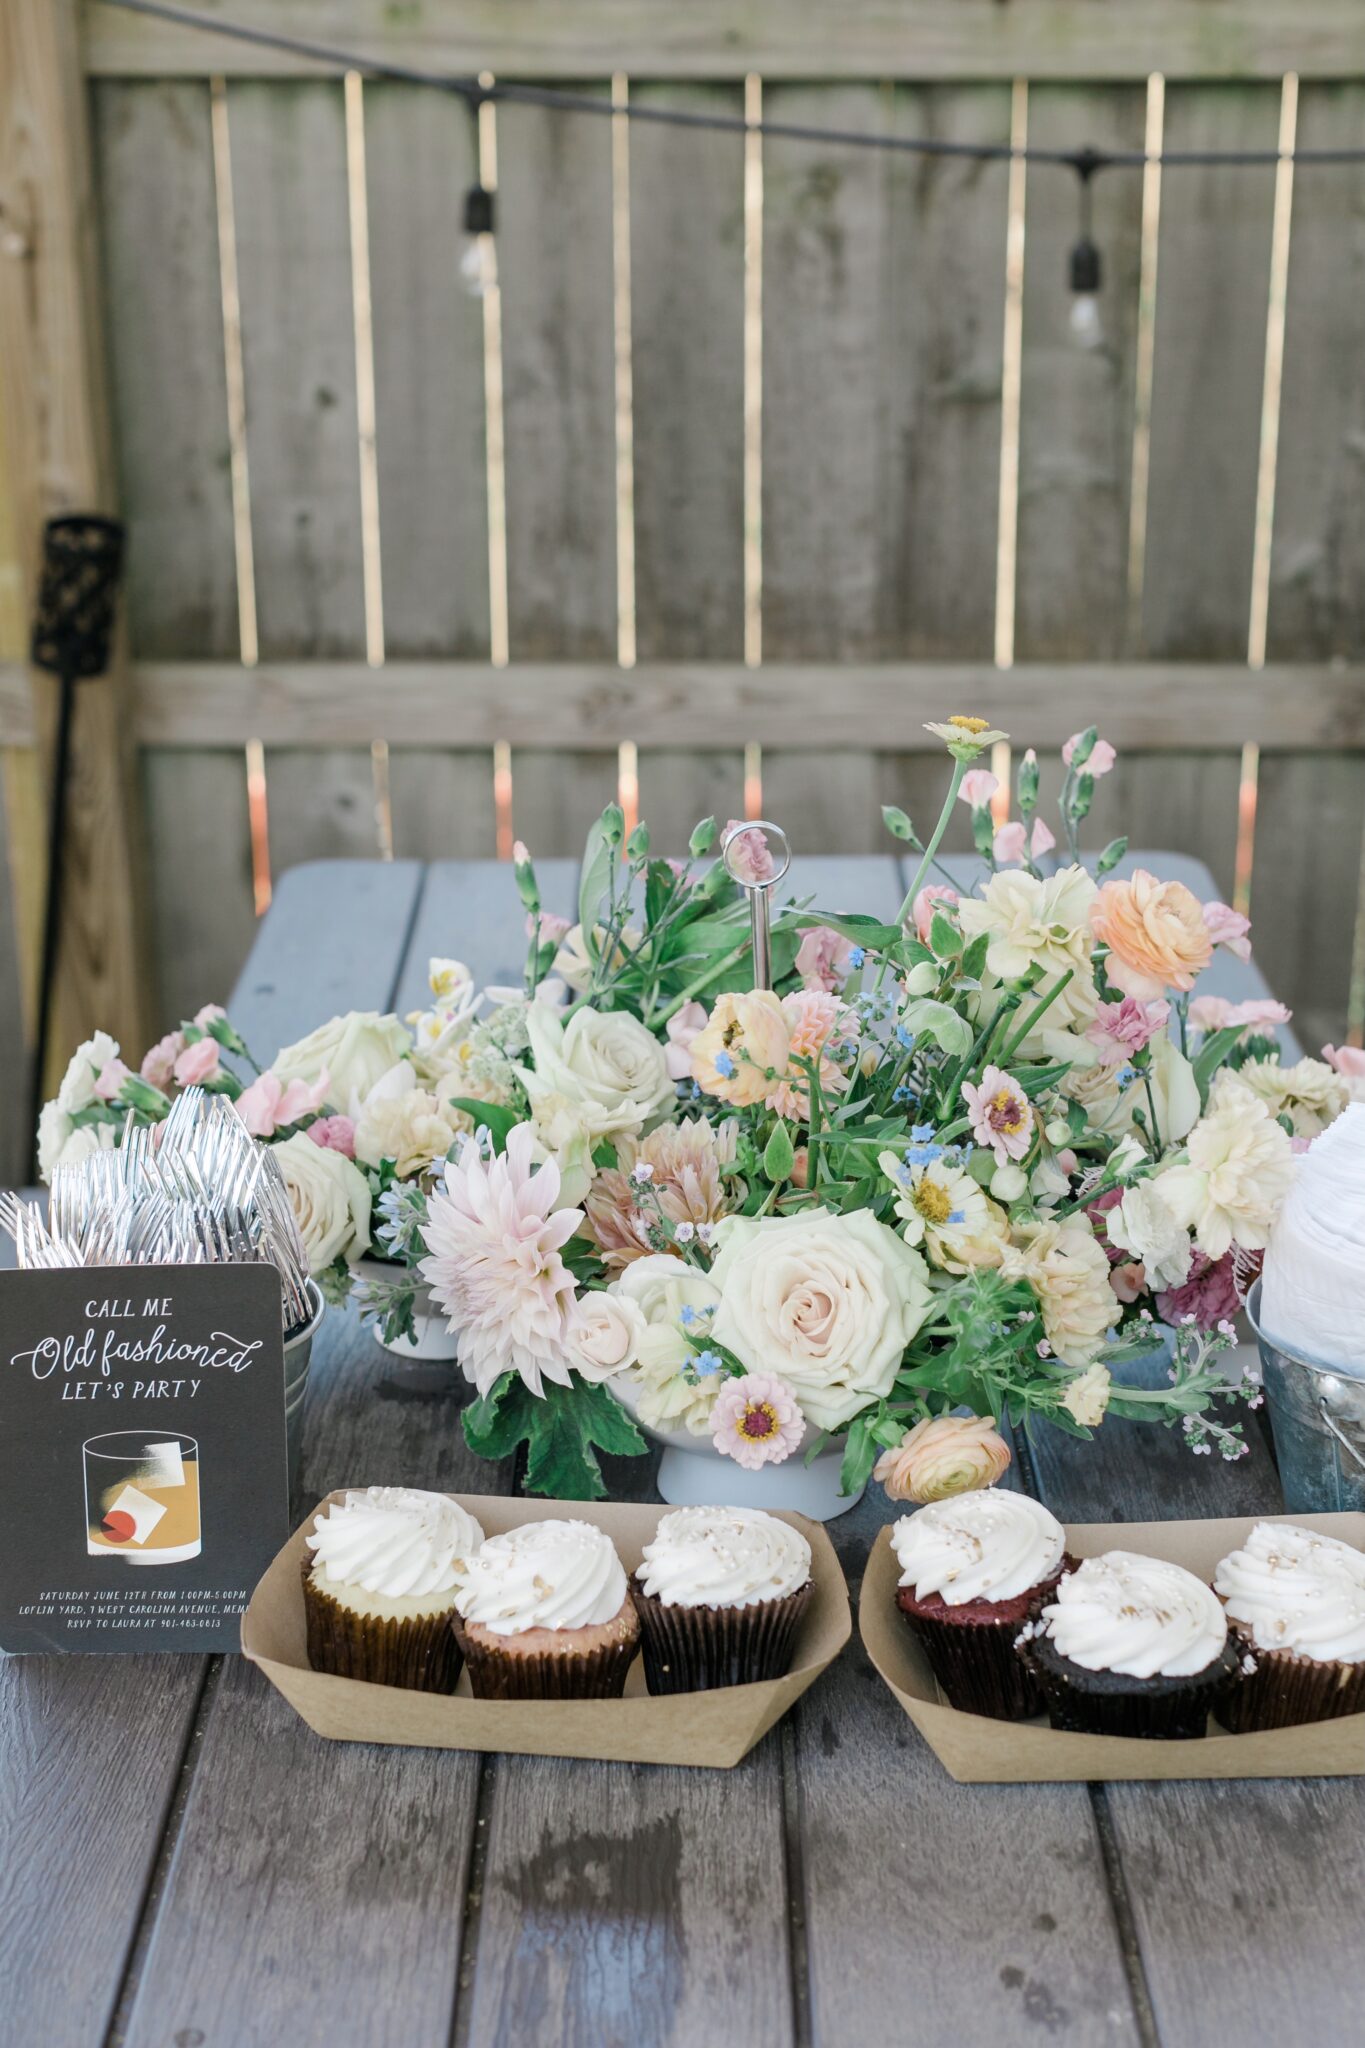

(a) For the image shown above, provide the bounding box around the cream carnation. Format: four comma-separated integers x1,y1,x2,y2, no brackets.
957,866,1099,1032
1002,1214,1115,1368
519,1001,673,1141
1156,1075,1296,1259
708,1208,932,1431
1105,1179,1194,1292
1233,1056,1349,1140
273,1130,372,1272
56,1032,123,1114
354,1088,459,1180
1061,1362,1112,1427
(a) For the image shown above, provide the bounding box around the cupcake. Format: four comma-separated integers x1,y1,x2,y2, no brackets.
1017,1551,1240,1739
1214,1521,1365,1732
450,1520,640,1700
890,1489,1069,1719
303,1487,484,1692
632,1507,814,1694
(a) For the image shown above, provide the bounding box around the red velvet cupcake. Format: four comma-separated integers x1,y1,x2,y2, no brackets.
891,1489,1069,1720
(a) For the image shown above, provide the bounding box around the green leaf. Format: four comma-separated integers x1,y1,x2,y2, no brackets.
462,1373,536,1461
900,997,973,1056
928,909,961,958
644,858,675,928
762,1118,796,1184
882,804,914,842
971,805,995,859
838,1415,879,1499
462,1376,648,1500
445,1098,520,1152
1191,1023,1245,1101
689,815,717,857
782,911,901,948
578,817,615,938
961,931,990,981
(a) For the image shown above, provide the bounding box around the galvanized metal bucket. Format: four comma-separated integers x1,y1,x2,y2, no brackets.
1246,1279,1365,1512
283,1280,325,1494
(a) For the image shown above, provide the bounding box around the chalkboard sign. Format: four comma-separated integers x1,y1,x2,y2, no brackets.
0,1263,291,1653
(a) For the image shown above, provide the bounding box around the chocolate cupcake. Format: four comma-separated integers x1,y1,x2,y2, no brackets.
891,1489,1069,1719
1017,1551,1239,1739
632,1507,814,1694
450,1520,640,1699
1214,1521,1365,1733
303,1487,484,1693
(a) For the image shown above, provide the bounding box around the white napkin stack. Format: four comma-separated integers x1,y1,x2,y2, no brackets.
1260,1103,1365,1378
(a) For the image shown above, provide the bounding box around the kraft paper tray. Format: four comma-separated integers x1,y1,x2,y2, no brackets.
242,1490,851,1769
860,1510,1365,1783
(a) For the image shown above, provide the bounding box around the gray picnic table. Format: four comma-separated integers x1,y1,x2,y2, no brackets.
3,851,1359,2048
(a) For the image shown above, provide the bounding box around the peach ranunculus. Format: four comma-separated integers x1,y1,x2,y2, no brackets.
873,1415,1012,1503
690,990,789,1107
1090,868,1213,1001
766,989,858,1120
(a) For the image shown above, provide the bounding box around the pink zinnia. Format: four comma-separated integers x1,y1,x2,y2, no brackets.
1156,1250,1244,1330
723,820,776,886
1063,732,1117,776
710,1372,805,1470
1088,995,1170,1064
961,1064,1033,1164
236,1068,331,1138
664,1000,709,1080
420,1123,582,1397
1202,900,1251,962
307,1114,356,1157
911,884,959,943
794,924,856,993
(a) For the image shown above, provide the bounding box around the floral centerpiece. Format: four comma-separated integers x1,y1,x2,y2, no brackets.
41,717,1364,1512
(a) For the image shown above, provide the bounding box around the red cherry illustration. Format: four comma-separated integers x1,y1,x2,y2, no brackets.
102,1510,136,1542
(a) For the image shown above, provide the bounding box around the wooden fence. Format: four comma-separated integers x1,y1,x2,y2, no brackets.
3,1,1365,1182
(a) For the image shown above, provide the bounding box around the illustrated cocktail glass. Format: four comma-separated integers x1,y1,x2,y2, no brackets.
84,1432,201,1563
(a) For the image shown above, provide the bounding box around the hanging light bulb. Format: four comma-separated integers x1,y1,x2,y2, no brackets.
461,182,495,297
1067,148,1105,351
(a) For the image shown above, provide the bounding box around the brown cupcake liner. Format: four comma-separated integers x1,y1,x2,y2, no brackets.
631,1576,814,1694
1019,1632,1241,1740
895,1561,1071,1722
450,1606,640,1700
1217,1622,1365,1733
302,1561,464,1695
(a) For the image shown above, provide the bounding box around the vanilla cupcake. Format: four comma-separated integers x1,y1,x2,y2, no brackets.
450,1520,640,1699
304,1487,484,1692
633,1507,814,1693
891,1489,1068,1720
1214,1521,1365,1732
1017,1551,1239,1739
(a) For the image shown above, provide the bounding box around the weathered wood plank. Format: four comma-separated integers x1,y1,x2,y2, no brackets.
495,90,619,852
227,78,379,870
391,855,580,1017
20,659,1365,754
1249,751,1364,1057
387,750,498,862
83,0,1365,82
628,81,745,848
92,77,260,1038
1140,84,1280,659
1015,85,1147,661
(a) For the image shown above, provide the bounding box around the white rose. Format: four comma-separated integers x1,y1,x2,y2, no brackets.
612,1253,722,1435
273,1012,412,1118
519,1003,674,1142
1106,1179,1194,1292
57,1032,122,1114
709,1208,933,1431
569,1291,649,1382
528,1091,597,1207
273,1131,372,1272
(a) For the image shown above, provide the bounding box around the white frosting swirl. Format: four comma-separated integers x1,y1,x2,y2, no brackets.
1214,1521,1365,1663
453,1520,627,1636
306,1487,484,1599
638,1507,812,1609
891,1490,1065,1606
1040,1551,1227,1678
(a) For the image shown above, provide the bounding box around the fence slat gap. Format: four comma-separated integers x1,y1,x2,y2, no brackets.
1246,73,1298,672
477,83,512,854
1125,73,1165,648
611,74,637,676
1234,739,1260,919
993,78,1028,672
743,72,764,673
344,70,386,671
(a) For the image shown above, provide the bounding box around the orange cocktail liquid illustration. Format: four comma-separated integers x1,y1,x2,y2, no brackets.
84,1433,201,1563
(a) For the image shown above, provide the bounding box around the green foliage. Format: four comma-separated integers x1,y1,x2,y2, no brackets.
445,1099,520,1152
762,1118,796,1184
463,1374,649,1500
881,804,914,841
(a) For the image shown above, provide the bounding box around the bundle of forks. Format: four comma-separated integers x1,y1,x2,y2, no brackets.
0,1088,313,1332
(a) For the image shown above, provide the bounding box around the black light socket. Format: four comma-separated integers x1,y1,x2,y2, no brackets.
463,184,495,236
1069,236,1102,296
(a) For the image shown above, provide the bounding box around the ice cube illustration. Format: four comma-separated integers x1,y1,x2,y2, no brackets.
140,1440,186,1489
102,1483,167,1545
